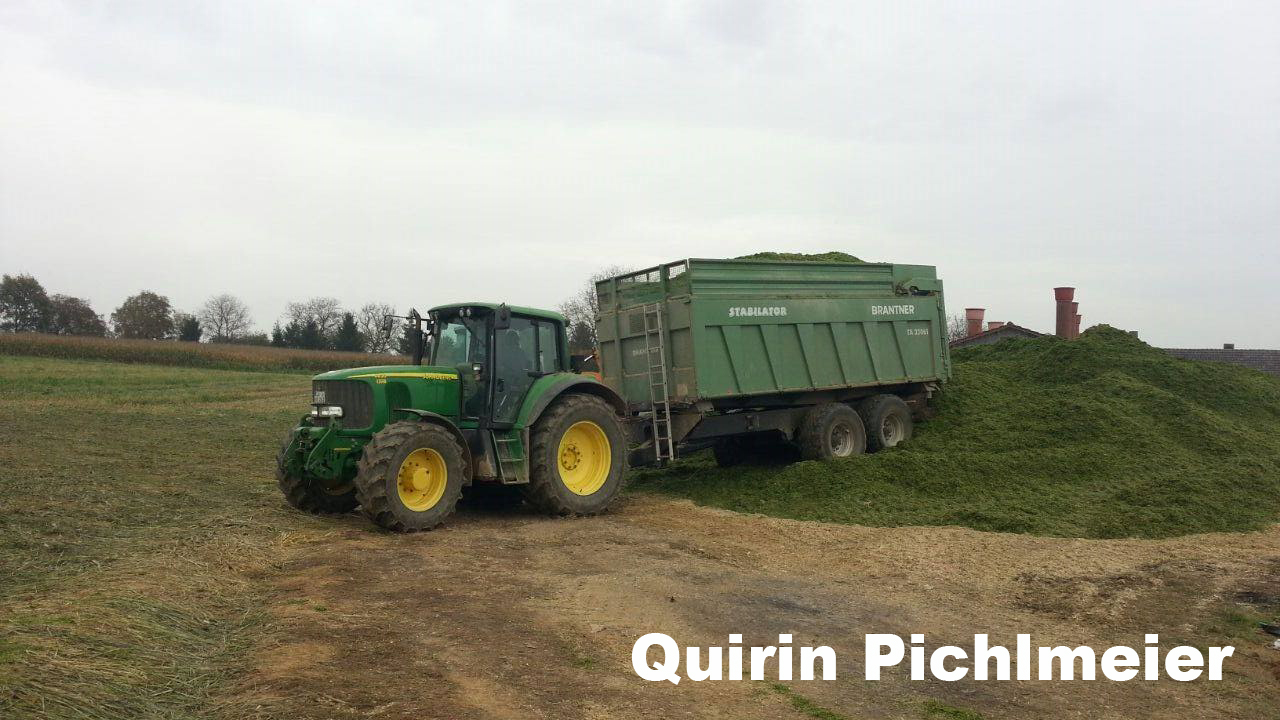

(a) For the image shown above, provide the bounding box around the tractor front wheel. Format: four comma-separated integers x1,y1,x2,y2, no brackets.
354,421,466,532
276,431,358,514
524,395,626,515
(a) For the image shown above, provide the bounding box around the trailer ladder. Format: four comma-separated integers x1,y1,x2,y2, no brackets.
642,302,676,465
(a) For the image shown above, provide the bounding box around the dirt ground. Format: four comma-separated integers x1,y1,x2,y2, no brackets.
235,495,1280,720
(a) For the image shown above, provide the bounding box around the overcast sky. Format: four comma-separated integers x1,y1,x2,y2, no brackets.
2,1,1277,347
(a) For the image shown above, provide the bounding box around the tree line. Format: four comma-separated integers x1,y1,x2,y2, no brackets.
0,274,407,354
3,266,631,357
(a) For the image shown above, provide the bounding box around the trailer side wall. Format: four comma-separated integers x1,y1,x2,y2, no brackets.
596,259,949,409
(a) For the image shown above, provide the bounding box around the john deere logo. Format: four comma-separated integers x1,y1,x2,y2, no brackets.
728,306,787,318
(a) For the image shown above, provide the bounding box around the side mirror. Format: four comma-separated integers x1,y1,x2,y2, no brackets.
494,304,511,330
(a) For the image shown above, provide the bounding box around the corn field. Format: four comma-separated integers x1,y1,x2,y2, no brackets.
0,333,408,373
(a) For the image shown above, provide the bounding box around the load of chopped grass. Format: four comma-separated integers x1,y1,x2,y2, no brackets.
635,326,1280,538
737,251,865,263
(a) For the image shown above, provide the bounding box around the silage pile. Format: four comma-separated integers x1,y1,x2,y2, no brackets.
639,326,1280,538
737,251,865,263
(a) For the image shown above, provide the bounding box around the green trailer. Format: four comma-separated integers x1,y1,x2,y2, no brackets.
595,258,950,465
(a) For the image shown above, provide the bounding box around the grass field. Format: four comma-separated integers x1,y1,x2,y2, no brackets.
0,332,407,373
0,355,311,718
636,327,1280,538
1,352,1278,718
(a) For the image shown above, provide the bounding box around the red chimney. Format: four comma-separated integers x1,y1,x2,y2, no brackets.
1067,302,1080,339
1054,287,1075,338
965,308,985,337
987,321,1005,331
1074,314,1082,338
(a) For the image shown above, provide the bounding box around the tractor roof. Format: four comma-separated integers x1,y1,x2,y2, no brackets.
429,302,566,323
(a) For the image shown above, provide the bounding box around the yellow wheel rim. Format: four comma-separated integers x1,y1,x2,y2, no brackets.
396,448,447,511
557,421,611,496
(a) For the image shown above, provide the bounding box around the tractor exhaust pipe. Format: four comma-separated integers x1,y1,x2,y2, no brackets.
408,309,425,365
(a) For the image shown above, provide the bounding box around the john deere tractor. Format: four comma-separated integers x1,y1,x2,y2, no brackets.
276,303,629,531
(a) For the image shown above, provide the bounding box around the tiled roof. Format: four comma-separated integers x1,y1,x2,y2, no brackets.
949,322,1044,349
1163,348,1280,377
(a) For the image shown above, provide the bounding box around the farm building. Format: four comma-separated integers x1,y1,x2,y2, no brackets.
949,321,1044,349
1164,345,1280,378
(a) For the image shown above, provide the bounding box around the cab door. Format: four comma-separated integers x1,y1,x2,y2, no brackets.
491,316,538,425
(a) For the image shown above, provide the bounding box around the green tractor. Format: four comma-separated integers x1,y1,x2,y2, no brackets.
276,303,629,531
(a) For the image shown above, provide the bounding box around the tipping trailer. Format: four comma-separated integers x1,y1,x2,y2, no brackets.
595,258,950,466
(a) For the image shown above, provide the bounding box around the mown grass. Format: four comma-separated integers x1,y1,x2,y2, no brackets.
0,355,314,718
0,332,407,373
636,326,1280,538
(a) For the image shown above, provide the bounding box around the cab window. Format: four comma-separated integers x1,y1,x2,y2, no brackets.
433,318,485,366
536,321,562,372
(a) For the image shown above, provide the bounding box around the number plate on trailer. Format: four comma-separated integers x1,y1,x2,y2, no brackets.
312,390,326,404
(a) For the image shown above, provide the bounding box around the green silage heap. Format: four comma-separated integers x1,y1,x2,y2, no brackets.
736,251,865,263
638,326,1280,538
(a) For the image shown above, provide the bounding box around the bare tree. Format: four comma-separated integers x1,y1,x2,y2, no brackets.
285,297,344,339
356,302,397,353
944,312,968,343
558,265,633,353
198,293,253,342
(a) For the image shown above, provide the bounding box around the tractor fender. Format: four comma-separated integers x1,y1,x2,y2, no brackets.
518,376,627,428
392,408,473,479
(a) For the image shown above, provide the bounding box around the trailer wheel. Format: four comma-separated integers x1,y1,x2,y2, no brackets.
712,437,745,467
797,403,866,460
276,431,358,514
714,433,798,467
524,394,626,515
354,421,466,532
858,394,914,452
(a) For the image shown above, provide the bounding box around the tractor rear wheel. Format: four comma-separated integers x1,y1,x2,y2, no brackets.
354,421,465,532
857,394,914,452
276,431,358,514
797,403,866,460
524,394,626,515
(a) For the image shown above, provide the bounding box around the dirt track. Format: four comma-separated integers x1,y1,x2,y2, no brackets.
237,495,1280,720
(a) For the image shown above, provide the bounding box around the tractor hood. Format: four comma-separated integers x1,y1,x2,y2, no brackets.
312,365,460,382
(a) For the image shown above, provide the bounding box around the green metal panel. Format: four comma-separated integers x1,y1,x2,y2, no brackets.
595,258,950,408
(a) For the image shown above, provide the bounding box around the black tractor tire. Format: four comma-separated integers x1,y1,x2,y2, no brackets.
796,403,866,461
461,482,525,510
276,431,358,514
523,394,627,515
354,421,466,532
857,394,914,452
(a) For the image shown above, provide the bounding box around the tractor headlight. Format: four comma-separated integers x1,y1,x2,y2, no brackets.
310,405,344,418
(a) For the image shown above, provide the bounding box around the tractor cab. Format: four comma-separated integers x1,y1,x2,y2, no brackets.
427,303,569,428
